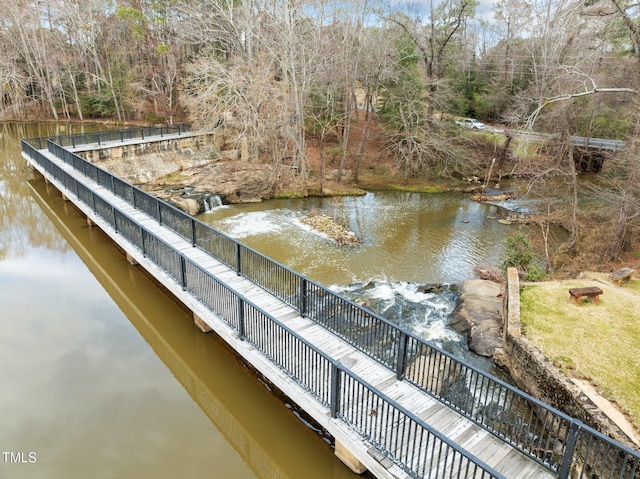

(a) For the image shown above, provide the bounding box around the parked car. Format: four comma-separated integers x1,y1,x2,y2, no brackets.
454,118,486,130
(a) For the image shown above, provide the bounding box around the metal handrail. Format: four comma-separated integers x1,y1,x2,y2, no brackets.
44,124,192,148
21,129,640,479
22,139,505,479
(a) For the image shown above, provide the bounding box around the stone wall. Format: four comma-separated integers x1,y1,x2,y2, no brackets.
499,268,637,448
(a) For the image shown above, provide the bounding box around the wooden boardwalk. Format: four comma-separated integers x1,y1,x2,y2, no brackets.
24,136,556,479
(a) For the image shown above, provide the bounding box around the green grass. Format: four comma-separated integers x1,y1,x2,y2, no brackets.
159,171,189,183
389,184,445,194
520,274,640,426
511,137,546,161
271,191,307,199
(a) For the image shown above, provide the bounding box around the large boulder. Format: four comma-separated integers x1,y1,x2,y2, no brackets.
150,162,275,207
450,279,503,358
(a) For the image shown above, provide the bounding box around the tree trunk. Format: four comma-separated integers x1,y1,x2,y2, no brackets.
319,129,326,197
336,86,354,183
567,142,579,256
608,107,640,259
353,93,373,184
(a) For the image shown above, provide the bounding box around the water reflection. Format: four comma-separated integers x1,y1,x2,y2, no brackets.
0,122,100,259
10,177,362,479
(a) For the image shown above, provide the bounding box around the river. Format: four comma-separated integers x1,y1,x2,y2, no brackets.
1,121,546,478
197,193,512,286
195,192,535,367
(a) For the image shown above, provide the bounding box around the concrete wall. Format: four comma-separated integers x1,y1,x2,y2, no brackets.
78,133,218,163
500,268,636,448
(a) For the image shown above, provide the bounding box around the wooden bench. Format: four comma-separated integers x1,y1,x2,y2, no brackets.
569,287,603,305
609,268,636,286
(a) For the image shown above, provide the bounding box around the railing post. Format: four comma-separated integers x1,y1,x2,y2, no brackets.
157,201,162,225
558,421,581,478
235,243,242,275
396,332,408,380
191,218,196,246
299,277,307,317
330,362,341,418
237,297,245,340
112,206,118,233
180,256,187,291
140,226,146,257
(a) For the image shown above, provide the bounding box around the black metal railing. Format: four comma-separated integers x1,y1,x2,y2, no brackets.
21,129,640,479
22,139,506,479
47,124,191,149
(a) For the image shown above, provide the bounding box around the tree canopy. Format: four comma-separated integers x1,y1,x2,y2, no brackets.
1,0,639,261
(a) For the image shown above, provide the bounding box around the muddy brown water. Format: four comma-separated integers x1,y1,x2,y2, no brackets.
0,122,363,479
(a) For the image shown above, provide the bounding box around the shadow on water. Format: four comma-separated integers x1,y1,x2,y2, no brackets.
28,176,366,479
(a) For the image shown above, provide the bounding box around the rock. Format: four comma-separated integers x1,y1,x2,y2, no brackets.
168,197,201,216
449,311,472,333
300,212,361,245
471,193,513,201
417,283,447,294
473,265,503,283
450,279,504,358
150,161,275,208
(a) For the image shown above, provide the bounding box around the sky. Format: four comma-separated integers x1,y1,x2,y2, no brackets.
391,0,497,23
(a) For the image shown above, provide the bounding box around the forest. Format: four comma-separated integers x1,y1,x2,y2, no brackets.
1,0,639,271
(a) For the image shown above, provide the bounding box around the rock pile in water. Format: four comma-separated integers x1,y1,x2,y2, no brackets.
300,211,361,246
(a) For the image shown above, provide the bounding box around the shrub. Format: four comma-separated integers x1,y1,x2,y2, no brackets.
501,231,545,281
145,111,166,124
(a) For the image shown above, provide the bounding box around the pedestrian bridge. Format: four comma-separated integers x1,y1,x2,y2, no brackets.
22,126,640,479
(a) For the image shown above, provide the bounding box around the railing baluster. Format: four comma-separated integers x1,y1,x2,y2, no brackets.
558,421,581,479
237,297,245,340
299,277,307,316
330,362,341,418
235,243,241,275
395,332,407,380
180,256,187,290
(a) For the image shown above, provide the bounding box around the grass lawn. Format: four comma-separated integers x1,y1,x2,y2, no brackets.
519,273,640,427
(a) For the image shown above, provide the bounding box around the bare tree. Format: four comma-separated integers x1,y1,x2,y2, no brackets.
388,0,476,119
351,26,398,183
501,0,615,258
2,1,61,118
180,0,336,179
513,0,640,260
593,0,640,258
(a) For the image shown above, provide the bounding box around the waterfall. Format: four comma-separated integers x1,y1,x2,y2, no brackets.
203,194,223,212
